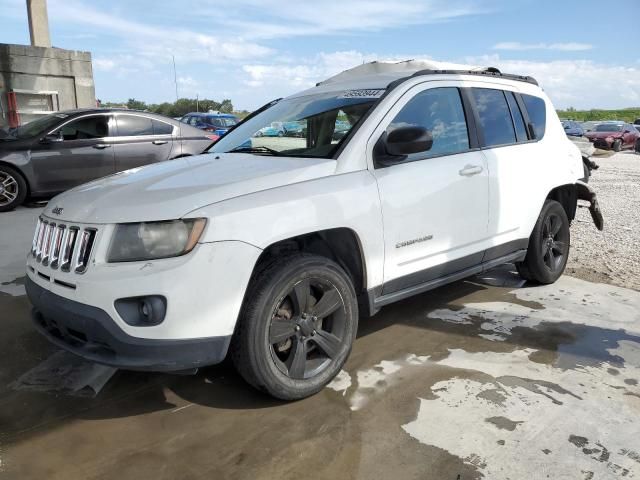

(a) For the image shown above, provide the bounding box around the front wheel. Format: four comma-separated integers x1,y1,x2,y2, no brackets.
516,199,570,284
0,165,27,212
232,254,358,400
612,139,622,152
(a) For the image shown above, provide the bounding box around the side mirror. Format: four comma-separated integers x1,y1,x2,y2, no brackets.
563,125,570,130
374,126,433,167
40,132,63,144
386,126,433,155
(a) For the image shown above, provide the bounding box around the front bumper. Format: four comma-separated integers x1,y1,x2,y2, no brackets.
27,277,231,371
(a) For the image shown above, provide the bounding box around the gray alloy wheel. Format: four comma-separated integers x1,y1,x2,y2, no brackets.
268,277,347,380
516,199,570,285
0,166,27,212
232,253,358,400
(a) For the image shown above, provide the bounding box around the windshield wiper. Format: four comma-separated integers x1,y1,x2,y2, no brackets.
228,146,280,156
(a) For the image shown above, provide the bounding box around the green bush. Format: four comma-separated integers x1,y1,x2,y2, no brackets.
557,107,640,123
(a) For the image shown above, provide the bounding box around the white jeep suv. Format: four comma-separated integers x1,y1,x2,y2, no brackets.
26,61,603,400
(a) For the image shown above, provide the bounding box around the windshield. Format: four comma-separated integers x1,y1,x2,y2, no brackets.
595,124,623,132
12,113,69,139
210,89,383,158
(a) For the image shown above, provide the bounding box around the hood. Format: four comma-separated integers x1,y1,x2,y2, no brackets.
586,130,622,139
44,153,337,224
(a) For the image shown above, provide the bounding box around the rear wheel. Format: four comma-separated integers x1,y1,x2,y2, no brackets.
0,165,27,212
232,254,358,400
516,199,570,284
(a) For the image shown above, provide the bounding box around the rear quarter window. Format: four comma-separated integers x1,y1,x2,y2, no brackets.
152,120,174,135
116,115,154,136
521,94,546,140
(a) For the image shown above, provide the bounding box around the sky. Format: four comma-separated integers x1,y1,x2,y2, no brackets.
1,0,639,111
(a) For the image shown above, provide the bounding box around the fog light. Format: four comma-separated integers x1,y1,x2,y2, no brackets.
115,296,167,326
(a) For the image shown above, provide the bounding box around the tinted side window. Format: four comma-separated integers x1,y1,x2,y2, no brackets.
116,115,154,136
188,116,199,126
505,92,529,142
386,87,469,161
521,94,546,140
152,120,173,135
471,88,516,147
58,116,110,140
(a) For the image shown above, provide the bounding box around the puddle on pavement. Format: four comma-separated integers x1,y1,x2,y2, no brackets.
0,275,26,296
3,264,640,480
9,350,117,398
327,270,640,479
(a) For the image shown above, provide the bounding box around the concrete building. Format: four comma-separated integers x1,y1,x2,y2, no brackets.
0,0,95,128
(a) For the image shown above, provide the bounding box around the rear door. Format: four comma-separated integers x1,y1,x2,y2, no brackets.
29,114,116,193
474,87,545,255
112,114,174,171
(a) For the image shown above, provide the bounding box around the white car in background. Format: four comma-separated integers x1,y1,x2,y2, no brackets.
26,60,603,400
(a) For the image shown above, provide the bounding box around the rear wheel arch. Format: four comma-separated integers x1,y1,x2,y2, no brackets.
546,184,577,223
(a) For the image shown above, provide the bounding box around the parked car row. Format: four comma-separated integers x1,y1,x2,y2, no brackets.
561,119,640,153
254,121,306,138
178,112,239,139
0,109,215,211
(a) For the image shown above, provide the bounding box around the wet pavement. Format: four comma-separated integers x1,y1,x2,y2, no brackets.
1,207,639,479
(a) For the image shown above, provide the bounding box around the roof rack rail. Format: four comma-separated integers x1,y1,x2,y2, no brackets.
401,69,539,86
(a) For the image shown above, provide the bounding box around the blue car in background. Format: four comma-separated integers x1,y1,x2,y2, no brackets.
561,120,584,137
180,112,239,137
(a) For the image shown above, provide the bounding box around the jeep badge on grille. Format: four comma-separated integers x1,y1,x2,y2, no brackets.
51,206,64,215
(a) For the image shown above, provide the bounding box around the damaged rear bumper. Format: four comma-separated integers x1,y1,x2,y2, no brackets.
575,180,604,231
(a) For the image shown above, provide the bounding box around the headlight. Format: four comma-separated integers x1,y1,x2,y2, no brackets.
107,218,206,262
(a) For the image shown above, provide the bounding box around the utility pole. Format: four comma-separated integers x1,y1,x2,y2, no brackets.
172,55,179,101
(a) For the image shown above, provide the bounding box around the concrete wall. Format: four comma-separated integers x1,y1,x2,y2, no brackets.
0,43,95,127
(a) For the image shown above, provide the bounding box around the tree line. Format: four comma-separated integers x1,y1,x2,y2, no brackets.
97,97,246,118
556,107,640,123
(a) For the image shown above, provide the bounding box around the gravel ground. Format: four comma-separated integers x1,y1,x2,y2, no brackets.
567,150,640,291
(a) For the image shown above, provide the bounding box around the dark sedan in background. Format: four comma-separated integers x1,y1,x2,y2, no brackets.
0,109,215,211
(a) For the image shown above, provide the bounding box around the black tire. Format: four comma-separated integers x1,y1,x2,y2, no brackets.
231,253,358,400
516,199,570,284
612,139,622,152
0,165,27,212
635,138,640,154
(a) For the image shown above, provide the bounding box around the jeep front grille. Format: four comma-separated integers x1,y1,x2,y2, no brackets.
32,217,97,274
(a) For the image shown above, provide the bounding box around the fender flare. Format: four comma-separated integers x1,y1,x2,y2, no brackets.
575,180,604,231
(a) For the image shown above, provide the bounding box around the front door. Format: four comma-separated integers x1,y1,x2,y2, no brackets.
112,114,174,171
371,85,490,294
30,114,116,193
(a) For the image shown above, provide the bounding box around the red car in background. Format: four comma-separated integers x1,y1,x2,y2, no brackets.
585,122,640,152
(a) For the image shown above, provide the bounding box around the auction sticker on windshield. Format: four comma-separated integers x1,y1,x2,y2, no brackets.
338,89,385,99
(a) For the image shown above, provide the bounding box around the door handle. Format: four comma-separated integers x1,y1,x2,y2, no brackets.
92,144,111,149
152,140,168,145
459,164,483,177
